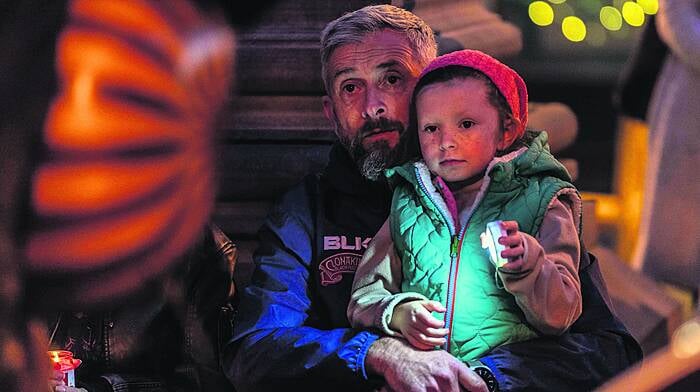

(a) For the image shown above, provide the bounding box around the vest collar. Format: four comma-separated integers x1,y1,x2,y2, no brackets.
406,147,527,232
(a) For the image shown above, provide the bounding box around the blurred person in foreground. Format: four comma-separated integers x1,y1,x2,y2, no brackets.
0,0,270,391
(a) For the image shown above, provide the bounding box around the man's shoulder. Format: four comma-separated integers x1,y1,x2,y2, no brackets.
263,172,326,229
272,172,321,209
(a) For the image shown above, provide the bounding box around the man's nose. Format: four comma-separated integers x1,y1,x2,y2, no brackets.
362,89,386,120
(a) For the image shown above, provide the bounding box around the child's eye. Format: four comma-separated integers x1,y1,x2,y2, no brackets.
423,125,437,133
461,120,475,129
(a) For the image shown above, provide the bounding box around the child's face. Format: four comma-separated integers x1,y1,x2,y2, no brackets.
417,77,512,183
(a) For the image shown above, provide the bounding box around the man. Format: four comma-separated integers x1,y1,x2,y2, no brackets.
223,5,641,392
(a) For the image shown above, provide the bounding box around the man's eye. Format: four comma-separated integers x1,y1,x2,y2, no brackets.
423,125,437,133
342,84,356,93
387,75,400,84
461,120,474,129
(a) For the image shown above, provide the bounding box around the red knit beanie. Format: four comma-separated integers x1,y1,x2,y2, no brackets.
418,49,528,139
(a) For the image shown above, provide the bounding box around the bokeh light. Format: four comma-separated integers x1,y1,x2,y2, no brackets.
637,0,659,14
529,1,555,26
672,318,700,359
622,1,645,26
562,16,587,42
525,0,652,44
600,6,623,31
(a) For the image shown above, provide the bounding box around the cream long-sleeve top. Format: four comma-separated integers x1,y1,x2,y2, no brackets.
347,195,582,338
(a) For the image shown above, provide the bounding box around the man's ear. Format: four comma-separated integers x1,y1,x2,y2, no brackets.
498,116,519,151
322,95,335,124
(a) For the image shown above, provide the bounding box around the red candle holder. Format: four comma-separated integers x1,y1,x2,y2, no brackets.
48,350,82,387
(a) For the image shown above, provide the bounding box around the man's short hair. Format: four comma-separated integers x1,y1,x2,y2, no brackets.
320,4,437,93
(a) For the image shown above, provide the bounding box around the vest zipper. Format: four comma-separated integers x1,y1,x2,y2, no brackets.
444,235,460,352
450,235,459,257
445,215,474,350
414,167,459,352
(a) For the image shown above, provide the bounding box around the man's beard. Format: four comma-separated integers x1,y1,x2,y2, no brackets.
355,141,392,181
338,117,404,181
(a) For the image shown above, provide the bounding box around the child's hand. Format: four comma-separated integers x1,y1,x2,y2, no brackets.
389,300,449,350
48,369,87,392
498,220,527,271
48,369,64,391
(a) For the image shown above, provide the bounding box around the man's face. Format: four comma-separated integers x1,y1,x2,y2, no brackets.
322,29,424,180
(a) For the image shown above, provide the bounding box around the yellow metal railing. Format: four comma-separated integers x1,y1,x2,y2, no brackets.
581,116,648,263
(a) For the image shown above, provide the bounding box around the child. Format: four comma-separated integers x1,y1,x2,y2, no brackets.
347,49,583,362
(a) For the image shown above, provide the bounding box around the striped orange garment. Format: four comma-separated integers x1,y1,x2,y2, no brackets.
24,0,235,307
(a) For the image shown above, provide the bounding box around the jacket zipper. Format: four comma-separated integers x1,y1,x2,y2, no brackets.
414,167,461,352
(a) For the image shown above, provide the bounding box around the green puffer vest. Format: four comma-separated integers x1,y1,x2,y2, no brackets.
386,132,578,361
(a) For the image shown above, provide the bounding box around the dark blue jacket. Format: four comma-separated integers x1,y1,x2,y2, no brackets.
223,143,642,391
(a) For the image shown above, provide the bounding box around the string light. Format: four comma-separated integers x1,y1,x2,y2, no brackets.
637,0,659,14
622,1,646,26
600,6,623,31
562,16,587,42
529,1,555,26
527,0,654,43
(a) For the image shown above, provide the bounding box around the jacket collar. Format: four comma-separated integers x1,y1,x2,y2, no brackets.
322,143,392,205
